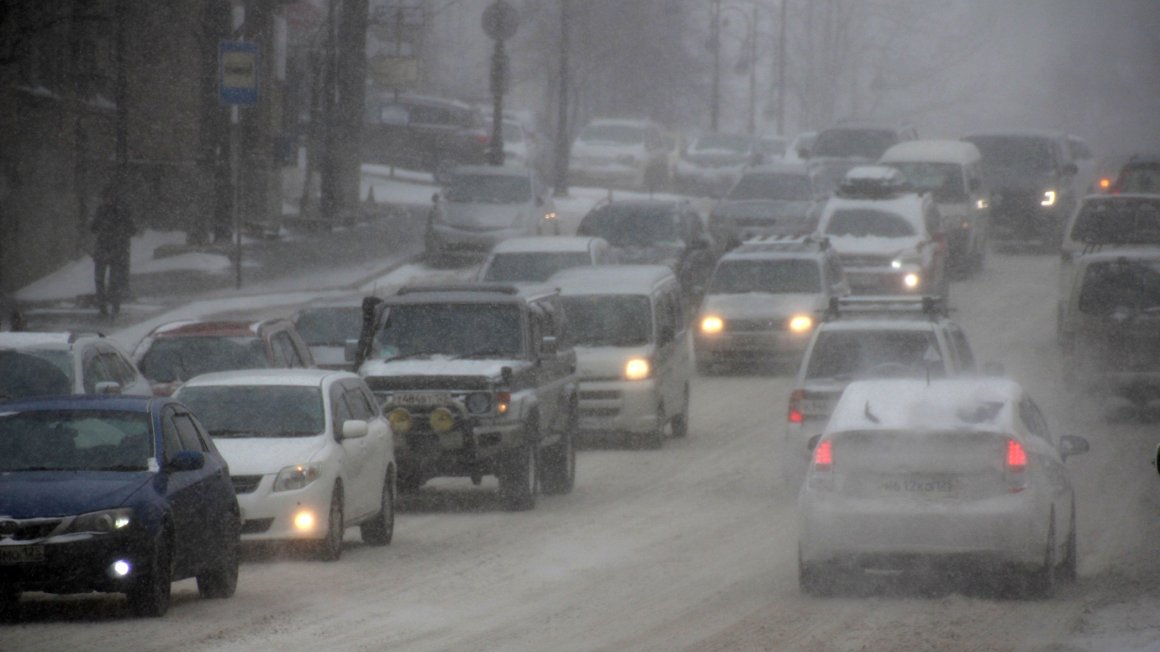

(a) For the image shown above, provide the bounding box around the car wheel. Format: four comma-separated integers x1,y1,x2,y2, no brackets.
1020,511,1057,599
360,470,395,546
641,404,666,449
670,384,690,439
316,485,344,562
127,535,172,617
1059,499,1077,582
541,407,577,495
798,548,835,597
196,513,240,599
500,439,539,511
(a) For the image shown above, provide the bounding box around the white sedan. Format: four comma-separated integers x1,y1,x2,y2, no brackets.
797,377,1090,597
175,369,395,561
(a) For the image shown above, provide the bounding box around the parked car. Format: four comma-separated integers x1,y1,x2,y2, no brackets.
1109,154,1160,195
673,132,762,197
132,319,315,396
550,265,692,448
175,369,395,560
815,166,948,298
292,301,364,371
798,378,1089,597
425,164,558,262
0,331,152,399
708,162,832,248
0,395,240,616
569,118,671,191
694,235,848,374
477,236,613,284
962,129,1080,250
804,121,919,186
352,285,579,510
879,139,991,276
362,93,489,184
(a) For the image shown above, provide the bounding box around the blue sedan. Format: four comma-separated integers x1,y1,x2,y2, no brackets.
0,395,240,617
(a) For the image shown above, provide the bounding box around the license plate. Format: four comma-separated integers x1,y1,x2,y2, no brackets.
800,399,831,415
0,545,45,564
882,476,955,495
391,393,452,407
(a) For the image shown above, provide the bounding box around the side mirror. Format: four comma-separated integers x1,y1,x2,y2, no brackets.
95,381,123,395
1057,435,1090,460
540,335,558,356
342,419,369,439
168,450,205,472
1154,443,1160,476
344,338,359,363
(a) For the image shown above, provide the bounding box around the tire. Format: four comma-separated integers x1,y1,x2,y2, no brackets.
670,384,690,439
1059,499,1078,583
316,486,344,562
798,548,835,597
196,513,240,599
127,535,172,617
641,404,666,449
360,470,395,546
1020,511,1057,599
541,408,577,495
500,422,539,511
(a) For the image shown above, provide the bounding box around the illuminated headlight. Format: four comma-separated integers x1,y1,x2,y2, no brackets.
293,509,317,532
788,314,814,334
111,560,132,577
975,198,989,210
700,315,724,334
66,508,133,534
465,392,492,414
273,463,321,493
961,220,971,230
1041,190,1057,207
388,407,413,433
429,407,455,433
890,259,903,269
903,273,921,289
543,211,557,222
624,358,651,381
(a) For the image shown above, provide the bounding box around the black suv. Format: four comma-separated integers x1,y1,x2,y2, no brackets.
802,121,919,186
352,286,578,511
962,129,1079,249
362,93,490,183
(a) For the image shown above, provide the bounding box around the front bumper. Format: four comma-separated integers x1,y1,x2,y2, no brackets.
231,476,333,542
694,328,810,364
576,377,661,434
989,194,1065,245
0,531,150,595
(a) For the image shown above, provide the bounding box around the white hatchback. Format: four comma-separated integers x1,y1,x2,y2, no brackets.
175,369,395,561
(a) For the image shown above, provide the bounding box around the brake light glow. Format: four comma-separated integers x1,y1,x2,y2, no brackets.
1006,439,1027,470
788,390,803,424
813,439,833,471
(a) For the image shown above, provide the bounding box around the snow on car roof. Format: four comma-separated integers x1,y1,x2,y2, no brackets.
822,192,927,226
550,265,674,295
490,236,602,254
879,140,981,165
844,165,907,183
826,378,1023,434
150,320,264,337
0,331,74,349
178,368,351,388
817,318,939,332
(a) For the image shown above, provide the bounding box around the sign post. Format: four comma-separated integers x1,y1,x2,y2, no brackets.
219,41,258,289
482,1,518,166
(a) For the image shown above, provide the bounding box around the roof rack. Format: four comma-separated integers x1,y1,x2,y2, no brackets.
395,284,521,296
823,295,948,320
737,233,830,252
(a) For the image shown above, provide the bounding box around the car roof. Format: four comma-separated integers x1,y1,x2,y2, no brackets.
826,378,1023,434
385,283,553,305
549,265,675,295
0,394,161,413
377,92,476,112
489,236,602,254
0,332,81,350
879,140,981,165
146,320,274,338
962,128,1066,141
178,368,354,388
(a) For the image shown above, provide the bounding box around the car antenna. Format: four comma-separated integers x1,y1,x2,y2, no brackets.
864,400,880,424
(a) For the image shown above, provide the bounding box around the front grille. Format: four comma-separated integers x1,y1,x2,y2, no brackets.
580,390,621,401
240,518,274,534
581,407,620,417
365,376,490,392
726,318,784,332
231,475,263,495
0,518,62,541
841,255,891,268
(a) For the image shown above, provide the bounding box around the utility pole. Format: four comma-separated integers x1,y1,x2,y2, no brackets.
710,0,721,131
776,0,787,135
747,2,757,134
114,0,127,173
552,0,570,197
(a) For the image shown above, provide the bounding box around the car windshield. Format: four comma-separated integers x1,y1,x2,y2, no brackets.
691,134,752,154
812,129,896,160
1116,164,1160,194
294,307,362,346
1070,198,1160,245
727,173,813,201
483,252,592,282
805,330,945,380
375,303,524,359
445,173,532,204
577,206,679,246
1,349,74,383
824,209,916,238
1078,259,1160,316
0,410,153,472
709,259,821,294
0,350,73,400
177,386,326,437
886,162,968,202
560,295,652,347
578,124,643,144
137,336,269,383
964,136,1055,173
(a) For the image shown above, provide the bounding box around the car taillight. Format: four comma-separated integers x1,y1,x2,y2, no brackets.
1004,438,1028,491
813,439,833,471
474,133,491,145
788,390,804,424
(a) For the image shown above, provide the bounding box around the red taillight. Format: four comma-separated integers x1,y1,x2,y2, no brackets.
788,390,804,424
474,133,491,145
1006,439,1027,470
813,439,833,471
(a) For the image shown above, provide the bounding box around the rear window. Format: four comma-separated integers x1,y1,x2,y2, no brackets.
138,336,268,383
1069,198,1160,245
0,410,153,472
294,308,362,347
824,209,915,238
1115,164,1160,194
445,173,532,203
1078,259,1160,316
710,259,821,294
964,136,1055,173
578,124,644,145
560,295,652,347
885,162,968,202
806,330,944,380
577,206,679,246
813,129,897,160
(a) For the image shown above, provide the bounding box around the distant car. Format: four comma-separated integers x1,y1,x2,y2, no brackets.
962,129,1080,250
0,395,240,616
1109,154,1160,195
550,265,692,448
576,199,718,302
785,131,817,163
0,331,152,399
132,318,315,396
569,118,671,191
798,378,1090,597
477,236,613,284
673,132,762,197
175,369,395,560
804,122,919,186
1066,134,1096,194
426,165,559,262
708,162,832,248
879,139,991,276
816,166,948,298
362,93,490,184
292,302,364,371
694,236,848,374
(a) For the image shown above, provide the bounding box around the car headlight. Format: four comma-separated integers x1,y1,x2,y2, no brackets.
1041,190,1057,207
903,272,921,289
387,407,412,433
465,392,492,414
429,407,455,433
788,314,814,333
273,463,322,493
624,357,651,381
975,198,989,210
700,315,724,334
543,211,557,222
65,508,133,534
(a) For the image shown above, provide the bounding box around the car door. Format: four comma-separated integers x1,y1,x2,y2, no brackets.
331,381,372,517
161,406,223,575
530,297,574,442
342,381,389,520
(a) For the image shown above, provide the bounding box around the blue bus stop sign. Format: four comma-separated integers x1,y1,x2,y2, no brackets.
219,41,259,106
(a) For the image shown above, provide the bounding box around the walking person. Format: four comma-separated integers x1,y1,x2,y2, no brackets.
91,178,134,318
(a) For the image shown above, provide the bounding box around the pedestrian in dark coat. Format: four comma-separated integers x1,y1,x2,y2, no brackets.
91,179,134,317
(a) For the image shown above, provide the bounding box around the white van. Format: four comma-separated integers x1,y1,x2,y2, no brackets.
879,139,990,277
550,265,692,448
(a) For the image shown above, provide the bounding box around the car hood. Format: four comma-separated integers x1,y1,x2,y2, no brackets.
213,434,329,476
574,345,654,379
0,471,152,518
700,293,825,319
712,200,813,221
830,235,920,258
572,141,641,158
611,243,683,267
361,357,519,379
442,202,527,230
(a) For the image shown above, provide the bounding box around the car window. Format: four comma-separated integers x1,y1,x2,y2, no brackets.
269,332,291,367
161,410,184,463
1018,398,1052,444
374,303,525,359
173,412,210,453
82,350,112,393
885,162,968,202
709,259,822,294
104,351,138,386
728,173,814,201
1077,258,1160,315
946,325,976,372
560,295,652,347
343,383,376,420
825,255,846,291
179,385,326,437
655,291,677,346
138,336,269,383
806,329,944,380
824,209,916,238
331,384,354,434
408,104,452,126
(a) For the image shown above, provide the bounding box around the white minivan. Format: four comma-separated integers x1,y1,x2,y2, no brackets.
550,265,692,448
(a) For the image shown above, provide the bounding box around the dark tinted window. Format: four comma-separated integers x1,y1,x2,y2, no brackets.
1078,259,1160,315
138,336,269,383
1070,198,1160,245
964,136,1056,173
813,129,897,160
445,173,532,203
375,303,524,359
824,209,916,238
178,385,327,437
710,259,822,294
577,205,679,246
560,295,652,347
806,330,944,380
727,173,813,201
885,162,968,202
295,307,362,346
0,409,152,472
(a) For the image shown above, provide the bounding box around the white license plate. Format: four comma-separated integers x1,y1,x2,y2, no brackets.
0,545,45,564
800,399,831,415
391,393,452,407
882,476,955,495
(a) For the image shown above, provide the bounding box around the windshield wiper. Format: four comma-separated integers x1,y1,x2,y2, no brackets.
210,429,261,438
